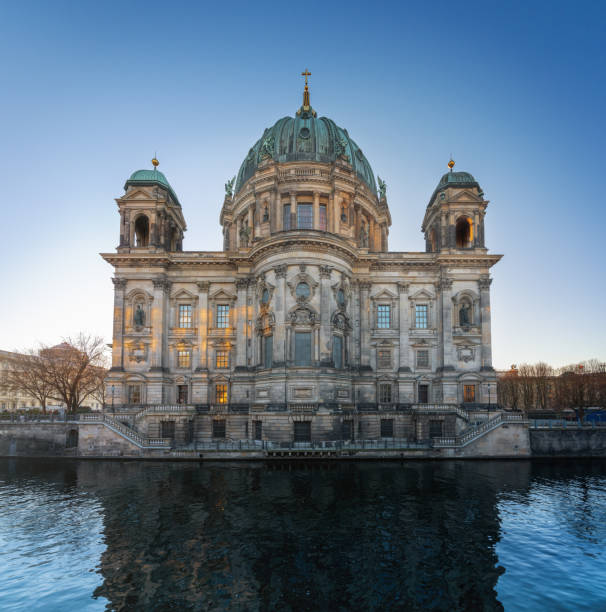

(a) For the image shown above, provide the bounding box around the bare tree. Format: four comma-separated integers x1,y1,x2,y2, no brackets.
39,335,108,413
4,350,55,412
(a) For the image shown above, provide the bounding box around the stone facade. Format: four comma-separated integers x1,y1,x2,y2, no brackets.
101,86,502,445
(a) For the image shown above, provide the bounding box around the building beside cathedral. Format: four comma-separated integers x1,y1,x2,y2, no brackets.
102,79,502,445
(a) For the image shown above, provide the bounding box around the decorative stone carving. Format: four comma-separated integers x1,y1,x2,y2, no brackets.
459,302,471,326
319,265,332,279
377,176,386,199
332,312,351,331
479,278,492,290
196,281,210,292
359,222,369,247
134,304,145,327
289,306,317,326
438,279,453,290
397,282,410,293
274,264,287,279
152,279,171,293
235,278,251,290
457,345,476,363
112,278,127,290
358,281,372,291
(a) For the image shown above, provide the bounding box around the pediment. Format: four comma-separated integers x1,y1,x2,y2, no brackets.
449,189,482,203
122,188,154,201
126,288,153,301
210,288,236,301
458,372,483,381
409,288,434,300
171,288,197,300
371,288,397,301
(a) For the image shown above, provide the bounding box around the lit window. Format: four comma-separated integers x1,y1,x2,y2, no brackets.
178,304,192,328
464,385,476,403
378,349,392,369
216,350,229,369
283,204,291,230
295,332,311,366
377,305,391,328
297,203,313,229
319,205,327,231
415,305,428,329
416,350,429,368
264,335,273,369
379,383,392,403
177,350,190,369
216,305,229,328
216,384,228,404
128,384,141,404
333,335,343,369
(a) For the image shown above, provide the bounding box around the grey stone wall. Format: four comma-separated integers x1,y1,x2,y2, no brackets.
530,429,606,457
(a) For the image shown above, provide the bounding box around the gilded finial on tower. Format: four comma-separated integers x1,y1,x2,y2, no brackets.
152,154,159,169
448,158,455,172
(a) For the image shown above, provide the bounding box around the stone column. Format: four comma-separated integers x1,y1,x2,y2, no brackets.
328,191,335,233
110,278,126,370
290,193,297,229
196,282,209,370
398,283,410,372
438,279,454,371
235,279,248,367
273,264,287,366
313,191,320,230
479,277,493,370
319,266,332,364
359,281,371,368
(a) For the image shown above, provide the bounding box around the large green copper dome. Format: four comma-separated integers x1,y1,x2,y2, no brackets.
235,112,377,195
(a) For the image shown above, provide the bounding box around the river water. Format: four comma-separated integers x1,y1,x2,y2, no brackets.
0,459,605,611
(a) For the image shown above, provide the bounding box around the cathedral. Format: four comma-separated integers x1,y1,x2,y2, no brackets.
102,76,502,445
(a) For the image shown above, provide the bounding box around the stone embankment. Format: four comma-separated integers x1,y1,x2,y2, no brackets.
1,414,605,460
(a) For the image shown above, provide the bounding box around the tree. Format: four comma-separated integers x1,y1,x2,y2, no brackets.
4,350,55,412
39,335,108,413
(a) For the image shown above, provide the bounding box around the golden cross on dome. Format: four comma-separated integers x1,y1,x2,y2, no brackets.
301,68,311,86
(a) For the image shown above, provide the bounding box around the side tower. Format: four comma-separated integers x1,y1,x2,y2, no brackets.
421,161,500,406
116,160,186,253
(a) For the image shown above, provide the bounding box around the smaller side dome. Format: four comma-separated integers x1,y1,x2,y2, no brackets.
125,169,181,206
428,170,483,206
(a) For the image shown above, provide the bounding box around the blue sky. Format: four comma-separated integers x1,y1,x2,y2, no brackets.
0,0,604,368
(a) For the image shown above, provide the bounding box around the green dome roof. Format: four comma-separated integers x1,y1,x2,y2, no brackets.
125,168,181,206
235,112,377,195
429,170,483,204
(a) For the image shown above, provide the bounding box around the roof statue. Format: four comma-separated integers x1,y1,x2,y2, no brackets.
377,176,387,199
225,176,235,197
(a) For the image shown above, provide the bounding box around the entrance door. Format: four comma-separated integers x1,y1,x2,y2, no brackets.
418,384,429,404
294,421,312,442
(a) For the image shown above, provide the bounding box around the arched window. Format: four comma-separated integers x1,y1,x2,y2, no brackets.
134,215,149,247
455,217,473,248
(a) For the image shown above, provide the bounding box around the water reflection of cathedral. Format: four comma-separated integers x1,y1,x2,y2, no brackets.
102,74,502,444
76,460,536,610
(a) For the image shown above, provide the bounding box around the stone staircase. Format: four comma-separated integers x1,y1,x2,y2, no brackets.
79,414,171,449
432,413,525,448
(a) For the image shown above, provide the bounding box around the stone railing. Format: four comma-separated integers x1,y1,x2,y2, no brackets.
134,405,196,420
412,404,470,422
289,403,318,413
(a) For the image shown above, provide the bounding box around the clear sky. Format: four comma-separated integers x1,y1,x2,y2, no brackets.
0,0,604,369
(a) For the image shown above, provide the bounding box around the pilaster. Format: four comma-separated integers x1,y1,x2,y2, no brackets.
359,281,371,368
319,265,332,363
235,278,248,367
110,278,126,370
273,264,287,365
479,277,493,370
